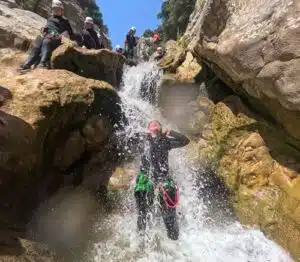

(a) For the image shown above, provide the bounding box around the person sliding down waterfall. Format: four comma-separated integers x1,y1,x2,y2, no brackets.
134,120,190,240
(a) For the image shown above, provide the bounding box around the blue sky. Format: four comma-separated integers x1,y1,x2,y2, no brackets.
97,0,162,48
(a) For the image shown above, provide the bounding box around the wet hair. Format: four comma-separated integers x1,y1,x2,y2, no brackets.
147,120,162,135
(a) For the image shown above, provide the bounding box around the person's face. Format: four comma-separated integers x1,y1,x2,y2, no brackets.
148,121,162,135
85,22,93,30
158,49,162,55
131,29,136,35
53,7,64,16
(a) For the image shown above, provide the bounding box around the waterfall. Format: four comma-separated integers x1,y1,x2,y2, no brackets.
90,62,292,262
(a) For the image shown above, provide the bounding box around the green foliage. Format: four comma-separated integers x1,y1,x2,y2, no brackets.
157,0,196,41
143,29,154,38
83,1,109,35
17,0,39,11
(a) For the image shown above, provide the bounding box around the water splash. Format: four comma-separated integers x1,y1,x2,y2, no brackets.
91,62,293,262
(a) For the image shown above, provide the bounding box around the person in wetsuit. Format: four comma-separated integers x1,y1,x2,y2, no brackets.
19,0,74,70
134,120,190,240
124,26,137,59
81,17,101,49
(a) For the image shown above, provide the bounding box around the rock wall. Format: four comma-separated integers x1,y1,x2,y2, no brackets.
185,0,300,145
0,68,122,259
0,0,46,50
178,1,300,258
192,95,300,261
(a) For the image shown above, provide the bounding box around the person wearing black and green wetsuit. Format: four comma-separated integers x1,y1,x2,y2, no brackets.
134,120,190,240
19,0,74,70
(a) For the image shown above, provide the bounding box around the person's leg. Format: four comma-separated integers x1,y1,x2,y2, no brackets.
161,206,179,240
20,35,43,69
159,183,179,240
39,38,61,68
135,191,148,232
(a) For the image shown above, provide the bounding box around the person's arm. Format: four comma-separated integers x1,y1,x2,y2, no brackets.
166,130,190,149
60,19,74,40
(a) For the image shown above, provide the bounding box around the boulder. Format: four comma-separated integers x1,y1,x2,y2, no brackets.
157,40,186,73
136,37,156,61
0,234,57,261
176,51,201,82
0,3,46,50
0,68,120,206
51,44,125,87
197,95,300,261
186,0,300,143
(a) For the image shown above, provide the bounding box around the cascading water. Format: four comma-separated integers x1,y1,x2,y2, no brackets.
90,62,293,262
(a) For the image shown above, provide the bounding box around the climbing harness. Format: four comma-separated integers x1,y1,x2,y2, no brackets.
157,178,180,209
135,172,180,209
134,172,153,192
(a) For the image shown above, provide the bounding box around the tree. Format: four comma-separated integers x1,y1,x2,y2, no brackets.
143,29,154,38
157,0,196,41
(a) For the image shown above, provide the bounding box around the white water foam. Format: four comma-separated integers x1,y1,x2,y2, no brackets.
91,62,293,262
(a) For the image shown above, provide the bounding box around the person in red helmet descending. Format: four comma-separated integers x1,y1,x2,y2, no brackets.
134,120,190,240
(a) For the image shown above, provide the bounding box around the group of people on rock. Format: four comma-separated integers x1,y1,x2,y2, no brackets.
19,0,105,71
114,27,165,61
19,0,165,71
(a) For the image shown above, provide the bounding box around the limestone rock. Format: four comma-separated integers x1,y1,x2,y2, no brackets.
157,40,186,73
0,3,46,49
51,44,125,87
186,96,214,136
0,69,118,201
0,49,27,78
0,234,57,261
197,95,300,261
176,52,201,81
53,130,85,170
186,0,300,142
136,37,156,61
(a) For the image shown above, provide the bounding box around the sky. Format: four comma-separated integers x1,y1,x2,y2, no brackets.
97,0,163,48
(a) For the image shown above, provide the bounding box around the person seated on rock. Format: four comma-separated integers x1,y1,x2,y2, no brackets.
124,26,137,59
115,45,123,55
19,0,74,71
153,47,165,61
81,17,101,50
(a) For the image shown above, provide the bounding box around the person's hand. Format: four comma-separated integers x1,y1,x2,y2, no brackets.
164,129,171,136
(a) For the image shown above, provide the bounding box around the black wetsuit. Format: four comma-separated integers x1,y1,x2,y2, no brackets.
82,28,100,49
21,15,74,69
125,33,137,59
135,130,190,239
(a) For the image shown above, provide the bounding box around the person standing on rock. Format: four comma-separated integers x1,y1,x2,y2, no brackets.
124,26,137,59
19,0,74,71
81,17,101,49
134,120,190,240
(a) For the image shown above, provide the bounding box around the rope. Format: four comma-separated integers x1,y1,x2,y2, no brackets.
157,183,180,209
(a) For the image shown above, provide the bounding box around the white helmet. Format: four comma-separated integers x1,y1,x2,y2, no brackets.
115,45,121,50
157,47,163,51
130,26,136,32
52,0,64,9
85,17,94,24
